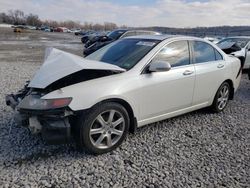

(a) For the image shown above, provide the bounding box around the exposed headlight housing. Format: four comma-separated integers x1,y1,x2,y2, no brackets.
17,95,72,110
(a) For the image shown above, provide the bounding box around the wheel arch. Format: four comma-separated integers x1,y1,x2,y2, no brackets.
93,98,138,133
223,79,234,100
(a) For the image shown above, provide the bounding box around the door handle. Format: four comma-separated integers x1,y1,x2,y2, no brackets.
217,64,224,68
183,70,194,76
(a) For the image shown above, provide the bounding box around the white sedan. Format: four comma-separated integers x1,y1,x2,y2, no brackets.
217,36,250,70
6,35,242,154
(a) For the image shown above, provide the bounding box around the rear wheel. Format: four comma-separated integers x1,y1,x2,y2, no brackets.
75,102,129,154
211,82,230,112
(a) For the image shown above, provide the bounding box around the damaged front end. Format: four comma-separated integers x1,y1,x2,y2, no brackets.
6,87,73,144
217,41,246,78
6,48,125,144
217,41,246,67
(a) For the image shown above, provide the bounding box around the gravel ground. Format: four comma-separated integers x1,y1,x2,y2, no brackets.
0,27,250,188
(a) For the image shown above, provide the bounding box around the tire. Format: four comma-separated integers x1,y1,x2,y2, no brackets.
75,102,130,154
211,82,231,113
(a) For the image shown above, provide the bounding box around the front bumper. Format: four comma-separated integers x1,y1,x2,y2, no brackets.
6,94,72,144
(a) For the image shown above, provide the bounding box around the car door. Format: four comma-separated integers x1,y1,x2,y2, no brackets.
191,40,226,105
136,40,195,121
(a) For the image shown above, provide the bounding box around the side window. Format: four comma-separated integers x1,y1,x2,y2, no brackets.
151,40,190,68
215,49,223,60
193,41,216,63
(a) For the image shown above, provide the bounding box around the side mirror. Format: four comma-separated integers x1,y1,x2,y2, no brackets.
148,61,171,72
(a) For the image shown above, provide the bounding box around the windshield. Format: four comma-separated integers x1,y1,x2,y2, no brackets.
217,38,250,48
86,38,160,70
107,30,127,40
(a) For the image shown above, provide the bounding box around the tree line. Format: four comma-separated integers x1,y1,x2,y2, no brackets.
139,26,250,37
0,9,123,31
1,9,249,36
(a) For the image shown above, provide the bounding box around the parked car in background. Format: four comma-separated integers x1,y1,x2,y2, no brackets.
70,29,81,34
54,27,69,32
217,37,250,70
13,25,27,33
27,26,37,30
75,30,87,36
83,30,160,56
6,35,241,154
41,25,49,31
44,28,51,32
82,29,128,50
84,31,111,48
204,37,221,44
83,29,128,46
81,31,100,43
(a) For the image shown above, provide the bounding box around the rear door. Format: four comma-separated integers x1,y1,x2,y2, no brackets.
191,40,226,105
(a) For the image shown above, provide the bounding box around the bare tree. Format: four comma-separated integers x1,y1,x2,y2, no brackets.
82,22,93,30
26,13,41,26
120,24,128,29
60,20,81,29
104,22,117,31
8,9,25,25
0,9,125,31
43,20,59,28
0,12,12,23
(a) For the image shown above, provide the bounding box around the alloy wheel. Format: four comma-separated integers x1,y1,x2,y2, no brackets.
89,110,125,149
217,85,229,110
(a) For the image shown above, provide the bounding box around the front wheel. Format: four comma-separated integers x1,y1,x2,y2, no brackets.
211,82,230,112
75,102,130,154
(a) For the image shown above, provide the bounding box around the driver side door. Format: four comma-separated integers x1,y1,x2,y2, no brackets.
135,40,195,124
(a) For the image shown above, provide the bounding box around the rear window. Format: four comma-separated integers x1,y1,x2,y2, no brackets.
215,49,223,60
193,41,216,63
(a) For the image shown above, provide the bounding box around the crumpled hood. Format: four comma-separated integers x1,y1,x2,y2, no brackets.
28,48,125,89
217,41,245,58
217,41,236,50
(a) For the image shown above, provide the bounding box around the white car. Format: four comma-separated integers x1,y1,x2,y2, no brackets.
6,35,242,154
217,37,250,70
204,37,220,44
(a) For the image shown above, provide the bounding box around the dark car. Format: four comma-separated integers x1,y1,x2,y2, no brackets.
83,30,160,56
83,29,129,55
84,32,110,48
75,30,87,36
80,31,98,43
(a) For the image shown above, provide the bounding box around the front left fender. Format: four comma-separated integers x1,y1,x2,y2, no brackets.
41,84,140,119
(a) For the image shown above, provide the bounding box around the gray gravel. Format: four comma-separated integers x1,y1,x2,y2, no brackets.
0,28,250,188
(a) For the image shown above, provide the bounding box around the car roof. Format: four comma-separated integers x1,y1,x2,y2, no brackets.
126,34,202,41
224,36,250,39
125,30,159,33
113,29,128,32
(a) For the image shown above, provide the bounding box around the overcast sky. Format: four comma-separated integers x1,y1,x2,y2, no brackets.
0,0,250,28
